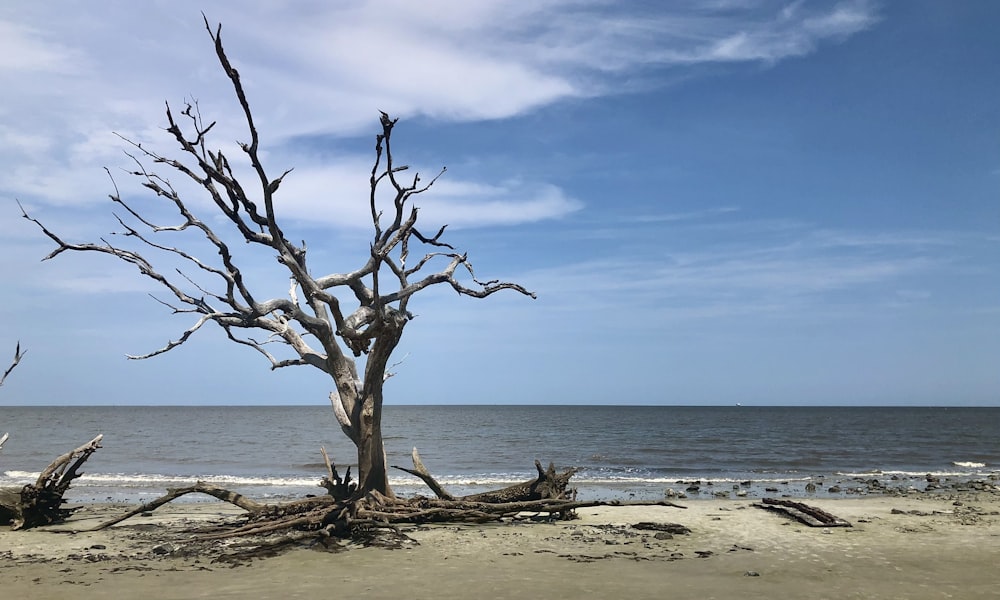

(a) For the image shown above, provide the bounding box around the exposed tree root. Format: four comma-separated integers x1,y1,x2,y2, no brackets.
89,453,685,551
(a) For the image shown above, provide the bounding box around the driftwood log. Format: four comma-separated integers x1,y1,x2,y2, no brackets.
392,448,579,503
0,434,103,530
754,498,852,527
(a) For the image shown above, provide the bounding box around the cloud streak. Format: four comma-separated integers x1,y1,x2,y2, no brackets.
516,218,960,323
0,0,880,225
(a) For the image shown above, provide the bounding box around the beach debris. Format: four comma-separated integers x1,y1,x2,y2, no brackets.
631,522,692,535
82,453,687,559
753,498,852,528
151,544,175,556
392,449,582,505
0,434,103,530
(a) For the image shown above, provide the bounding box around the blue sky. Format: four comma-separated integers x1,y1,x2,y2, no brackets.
1,1,997,406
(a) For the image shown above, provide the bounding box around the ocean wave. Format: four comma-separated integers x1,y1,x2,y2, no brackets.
2,470,39,483
1,470,808,490
6,466,996,493
952,461,986,468
839,467,996,478
3,471,564,490
1,471,322,489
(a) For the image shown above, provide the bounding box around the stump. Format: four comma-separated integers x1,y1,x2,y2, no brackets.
0,434,103,530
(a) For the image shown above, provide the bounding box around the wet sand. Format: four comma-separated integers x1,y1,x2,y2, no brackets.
2,492,998,599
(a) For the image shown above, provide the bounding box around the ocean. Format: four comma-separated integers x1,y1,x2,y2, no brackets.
1,405,997,503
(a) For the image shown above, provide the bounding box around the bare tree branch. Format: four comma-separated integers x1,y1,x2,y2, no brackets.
0,342,25,388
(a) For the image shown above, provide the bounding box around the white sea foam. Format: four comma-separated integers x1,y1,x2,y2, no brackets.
1,470,39,483
1,471,321,488
952,461,986,468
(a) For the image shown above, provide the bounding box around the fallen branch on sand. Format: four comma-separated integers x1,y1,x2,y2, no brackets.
392,448,581,503
754,498,852,527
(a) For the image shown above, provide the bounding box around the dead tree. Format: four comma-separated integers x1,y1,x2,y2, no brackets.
0,435,104,530
20,19,534,498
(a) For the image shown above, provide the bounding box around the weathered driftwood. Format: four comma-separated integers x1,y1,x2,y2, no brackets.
754,498,852,527
319,446,357,501
92,481,335,531
92,480,684,543
463,461,578,503
392,448,579,504
0,434,103,530
89,451,684,547
392,447,456,500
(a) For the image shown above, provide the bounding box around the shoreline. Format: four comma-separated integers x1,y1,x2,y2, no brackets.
2,491,998,599
32,469,999,505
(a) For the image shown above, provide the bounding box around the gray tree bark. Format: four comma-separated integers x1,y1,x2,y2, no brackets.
0,435,103,530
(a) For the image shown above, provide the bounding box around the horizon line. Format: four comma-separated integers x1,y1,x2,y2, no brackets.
3,403,998,409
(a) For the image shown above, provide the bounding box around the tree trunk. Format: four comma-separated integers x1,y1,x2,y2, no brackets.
344,306,406,498
356,393,392,497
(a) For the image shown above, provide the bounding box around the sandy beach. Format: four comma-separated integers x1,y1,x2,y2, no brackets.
2,490,998,600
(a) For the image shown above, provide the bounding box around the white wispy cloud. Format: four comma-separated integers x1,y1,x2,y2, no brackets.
0,0,880,305
0,20,81,72
629,206,741,223
514,219,956,322
0,0,879,218
253,159,583,231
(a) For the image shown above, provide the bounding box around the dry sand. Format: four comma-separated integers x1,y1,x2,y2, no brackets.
2,492,998,599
